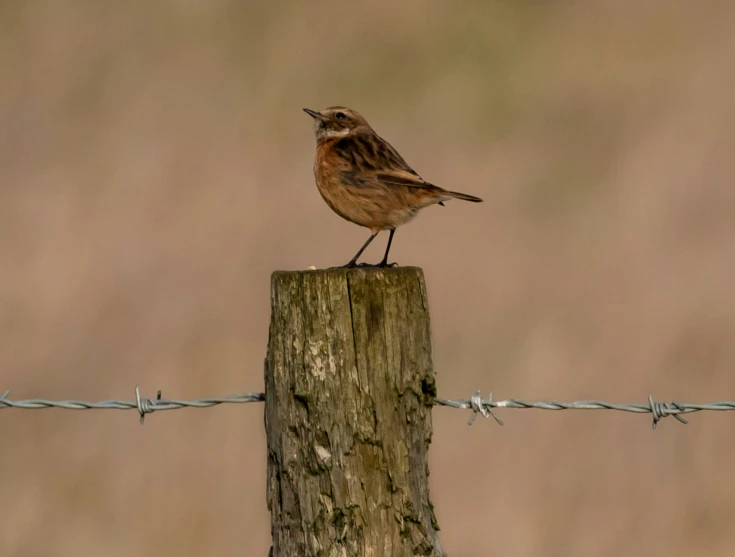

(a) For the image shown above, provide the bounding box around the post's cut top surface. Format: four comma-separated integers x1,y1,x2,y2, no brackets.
271,266,424,280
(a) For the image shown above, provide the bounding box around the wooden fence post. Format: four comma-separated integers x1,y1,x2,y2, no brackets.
265,267,444,557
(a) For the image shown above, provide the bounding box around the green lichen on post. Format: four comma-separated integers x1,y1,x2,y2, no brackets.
265,267,444,557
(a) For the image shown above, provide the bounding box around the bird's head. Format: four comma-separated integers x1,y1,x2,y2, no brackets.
303,106,370,141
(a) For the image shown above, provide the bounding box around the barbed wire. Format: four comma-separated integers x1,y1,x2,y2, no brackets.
1,387,733,428
434,391,735,429
0,387,265,424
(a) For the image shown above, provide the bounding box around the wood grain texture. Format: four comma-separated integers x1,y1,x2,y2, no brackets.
265,267,444,557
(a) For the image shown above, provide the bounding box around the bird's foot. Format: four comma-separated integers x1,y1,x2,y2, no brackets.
341,261,376,269
376,260,399,268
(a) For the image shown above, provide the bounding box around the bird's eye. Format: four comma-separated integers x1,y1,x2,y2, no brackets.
335,112,346,120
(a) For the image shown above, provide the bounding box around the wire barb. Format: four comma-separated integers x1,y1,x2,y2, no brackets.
648,395,688,429
468,391,504,426
135,385,162,425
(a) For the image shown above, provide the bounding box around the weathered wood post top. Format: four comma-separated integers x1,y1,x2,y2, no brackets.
265,267,444,557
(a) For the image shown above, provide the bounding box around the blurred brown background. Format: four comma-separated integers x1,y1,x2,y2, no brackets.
2,1,735,555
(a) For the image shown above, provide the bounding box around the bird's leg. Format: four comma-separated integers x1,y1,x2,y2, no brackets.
342,232,379,268
377,229,398,268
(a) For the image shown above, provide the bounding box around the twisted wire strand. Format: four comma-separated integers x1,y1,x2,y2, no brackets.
0,388,265,424
434,392,735,429
1,388,734,428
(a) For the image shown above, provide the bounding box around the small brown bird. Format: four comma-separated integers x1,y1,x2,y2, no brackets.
304,106,483,268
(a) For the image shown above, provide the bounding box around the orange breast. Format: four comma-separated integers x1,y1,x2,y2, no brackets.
311,139,434,231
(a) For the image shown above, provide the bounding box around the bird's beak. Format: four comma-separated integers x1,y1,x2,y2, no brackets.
303,108,322,120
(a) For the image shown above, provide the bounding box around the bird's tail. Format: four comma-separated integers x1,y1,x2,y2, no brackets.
444,190,483,203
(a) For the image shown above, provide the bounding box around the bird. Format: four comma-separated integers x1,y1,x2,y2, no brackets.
303,106,483,268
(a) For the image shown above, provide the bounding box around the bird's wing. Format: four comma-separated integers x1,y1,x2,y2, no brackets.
356,169,448,207
334,133,442,192
372,168,436,189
